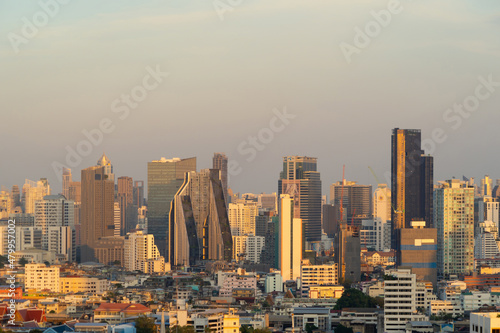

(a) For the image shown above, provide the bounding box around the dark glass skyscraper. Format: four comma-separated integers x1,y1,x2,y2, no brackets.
391,128,434,247
278,156,322,242
147,157,196,257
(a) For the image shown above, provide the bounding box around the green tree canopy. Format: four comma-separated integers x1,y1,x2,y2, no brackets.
19,257,28,267
334,288,378,310
135,315,156,333
335,324,353,333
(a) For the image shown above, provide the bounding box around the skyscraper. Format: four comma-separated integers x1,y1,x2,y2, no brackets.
213,153,228,202
96,153,115,182
278,156,321,242
334,223,361,283
81,166,115,262
435,179,474,277
11,185,20,208
34,194,74,251
133,180,145,207
62,167,72,199
147,157,196,257
330,180,372,226
279,194,302,281
23,178,51,214
228,201,259,236
391,128,434,247
169,169,232,267
117,176,135,235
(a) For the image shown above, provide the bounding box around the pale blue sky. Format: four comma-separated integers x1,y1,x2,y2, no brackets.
1,0,500,196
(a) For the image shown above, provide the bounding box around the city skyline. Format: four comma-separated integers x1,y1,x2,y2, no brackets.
1,1,500,196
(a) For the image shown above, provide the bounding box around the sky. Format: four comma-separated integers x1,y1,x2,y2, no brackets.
1,0,500,198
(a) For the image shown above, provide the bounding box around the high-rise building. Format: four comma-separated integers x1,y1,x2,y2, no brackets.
373,184,391,223
322,203,336,238
47,226,75,262
133,180,145,207
147,157,196,257
23,178,51,214
11,185,20,208
81,166,115,262
278,194,302,281
228,201,258,236
124,230,165,273
334,224,361,283
278,156,321,242
475,197,499,231
384,269,427,333
34,194,74,252
113,202,121,237
62,167,72,199
0,189,12,219
213,153,228,203
481,176,494,198
118,176,135,235
474,221,500,259
169,169,232,267
330,180,372,226
258,193,277,212
435,179,475,277
96,153,114,182
391,128,434,250
397,221,437,287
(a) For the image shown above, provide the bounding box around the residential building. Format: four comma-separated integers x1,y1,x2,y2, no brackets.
25,263,60,292
279,194,302,281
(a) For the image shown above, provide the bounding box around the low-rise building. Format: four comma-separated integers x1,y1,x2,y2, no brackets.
93,303,151,324
471,312,500,333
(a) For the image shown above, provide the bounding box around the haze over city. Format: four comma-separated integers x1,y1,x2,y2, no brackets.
1,0,500,195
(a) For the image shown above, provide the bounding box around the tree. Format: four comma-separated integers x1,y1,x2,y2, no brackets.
113,260,121,266
305,324,318,333
335,324,353,333
135,315,156,333
334,288,378,310
19,257,28,267
44,261,50,267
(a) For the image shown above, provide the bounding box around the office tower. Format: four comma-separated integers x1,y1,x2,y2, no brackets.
11,185,20,208
213,153,228,202
391,129,434,248
260,216,278,268
334,223,361,283
117,176,135,235
384,269,427,333
133,181,145,207
62,167,72,199
23,178,51,214
481,176,494,198
34,194,74,251
68,182,81,203
228,201,258,236
94,237,124,266
330,180,372,226
124,230,165,273
258,193,278,212
81,166,115,262
397,221,437,287
278,156,321,242
169,169,232,267
278,194,302,281
113,202,121,237
322,204,336,238
148,157,196,257
96,153,114,182
435,179,475,278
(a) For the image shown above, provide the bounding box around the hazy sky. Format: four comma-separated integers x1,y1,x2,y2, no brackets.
1,0,500,197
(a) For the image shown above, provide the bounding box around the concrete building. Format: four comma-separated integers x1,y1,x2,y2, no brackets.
25,263,60,292
335,224,361,283
258,193,277,212
60,276,110,294
278,156,322,243
23,178,51,214
475,221,500,259
96,153,115,183
124,230,165,273
384,269,427,333
471,312,500,333
435,179,475,278
117,176,136,235
293,308,331,332
279,194,302,281
228,201,258,236
81,166,115,262
148,157,196,257
47,226,75,262
213,153,228,203
330,180,372,227
300,260,338,287
397,221,437,287
245,235,265,263
169,169,232,267
265,271,283,293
